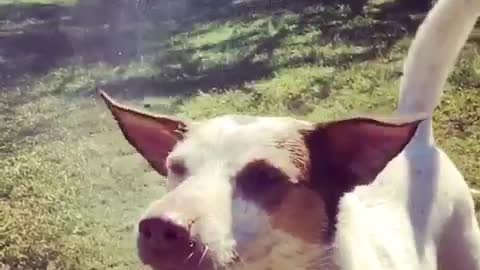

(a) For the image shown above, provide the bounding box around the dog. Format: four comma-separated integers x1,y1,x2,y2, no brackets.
99,0,480,269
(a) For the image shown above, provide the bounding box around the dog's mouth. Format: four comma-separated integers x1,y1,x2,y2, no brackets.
137,234,240,270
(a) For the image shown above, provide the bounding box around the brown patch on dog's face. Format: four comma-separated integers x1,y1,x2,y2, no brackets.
233,159,329,244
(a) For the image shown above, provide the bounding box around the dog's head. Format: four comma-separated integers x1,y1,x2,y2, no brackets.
100,91,422,270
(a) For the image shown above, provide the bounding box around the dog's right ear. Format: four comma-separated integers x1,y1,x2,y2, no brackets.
99,91,189,176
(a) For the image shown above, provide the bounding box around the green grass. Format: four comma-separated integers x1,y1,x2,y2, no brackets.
1,0,480,269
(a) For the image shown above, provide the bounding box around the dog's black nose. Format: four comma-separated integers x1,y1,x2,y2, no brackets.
139,216,191,250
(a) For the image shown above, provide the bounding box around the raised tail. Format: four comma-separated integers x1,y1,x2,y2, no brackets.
397,0,480,143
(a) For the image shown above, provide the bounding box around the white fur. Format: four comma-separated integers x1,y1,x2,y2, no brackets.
398,0,480,143
333,0,480,269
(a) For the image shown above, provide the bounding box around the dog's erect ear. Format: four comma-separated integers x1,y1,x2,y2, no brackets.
99,91,188,176
304,116,423,188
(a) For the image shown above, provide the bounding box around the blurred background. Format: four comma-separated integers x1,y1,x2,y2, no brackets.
1,0,479,269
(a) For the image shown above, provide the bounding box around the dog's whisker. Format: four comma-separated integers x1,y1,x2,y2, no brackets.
197,245,209,266
183,251,195,264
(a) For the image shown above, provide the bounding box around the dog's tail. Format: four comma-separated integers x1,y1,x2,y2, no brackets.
397,0,480,143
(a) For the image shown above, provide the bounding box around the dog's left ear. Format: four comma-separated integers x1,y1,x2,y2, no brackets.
99,91,189,176
304,117,423,188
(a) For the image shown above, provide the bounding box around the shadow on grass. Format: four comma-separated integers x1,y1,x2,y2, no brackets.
95,0,426,101
0,0,161,88
97,24,290,100
0,0,426,100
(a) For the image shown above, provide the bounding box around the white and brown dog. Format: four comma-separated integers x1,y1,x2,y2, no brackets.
99,0,480,269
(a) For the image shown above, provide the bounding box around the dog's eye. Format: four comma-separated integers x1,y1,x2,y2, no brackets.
238,166,278,194
235,160,289,208
168,160,187,177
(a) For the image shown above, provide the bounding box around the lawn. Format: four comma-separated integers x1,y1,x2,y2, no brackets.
0,0,479,269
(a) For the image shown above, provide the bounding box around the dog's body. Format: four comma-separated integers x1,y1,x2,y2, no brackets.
334,0,480,269
333,140,479,270
100,0,480,269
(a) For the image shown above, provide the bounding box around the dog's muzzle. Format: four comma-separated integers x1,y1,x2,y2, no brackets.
136,214,221,270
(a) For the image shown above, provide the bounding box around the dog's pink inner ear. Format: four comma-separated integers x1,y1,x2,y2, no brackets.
305,117,423,186
100,92,187,176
